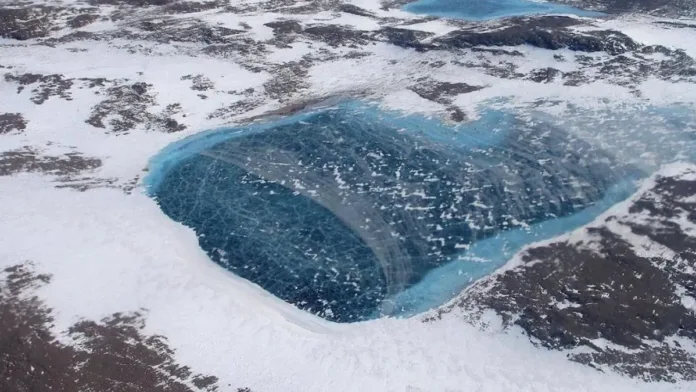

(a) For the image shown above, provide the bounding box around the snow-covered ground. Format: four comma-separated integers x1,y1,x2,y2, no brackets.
1,0,696,390
2,172,694,392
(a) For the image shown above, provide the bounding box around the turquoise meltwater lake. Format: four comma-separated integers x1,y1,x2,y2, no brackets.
145,101,667,323
402,0,604,21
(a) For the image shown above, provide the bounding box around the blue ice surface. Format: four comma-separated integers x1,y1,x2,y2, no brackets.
145,101,512,192
145,100,638,323
402,0,604,21
383,178,636,318
145,110,320,192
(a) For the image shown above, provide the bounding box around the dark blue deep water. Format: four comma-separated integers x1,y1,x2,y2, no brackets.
403,0,603,20
146,102,641,322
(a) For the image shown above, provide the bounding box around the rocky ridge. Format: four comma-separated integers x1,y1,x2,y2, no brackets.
1,0,694,132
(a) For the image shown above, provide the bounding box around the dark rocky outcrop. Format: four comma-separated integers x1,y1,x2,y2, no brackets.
409,79,483,104
654,20,696,29
264,20,303,35
86,82,186,133
311,16,647,59
528,67,562,83
263,60,310,100
0,147,102,177
0,6,57,40
127,19,245,44
0,113,27,134
181,74,215,91
338,3,376,18
67,13,100,29
4,73,74,104
0,262,227,392
436,25,639,55
377,27,435,52
303,24,371,47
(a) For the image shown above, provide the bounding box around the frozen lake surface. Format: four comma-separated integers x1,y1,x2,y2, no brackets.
146,102,649,322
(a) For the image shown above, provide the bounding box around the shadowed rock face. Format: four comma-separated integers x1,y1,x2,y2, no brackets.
377,27,435,52
655,20,696,29
0,262,235,392
438,165,696,382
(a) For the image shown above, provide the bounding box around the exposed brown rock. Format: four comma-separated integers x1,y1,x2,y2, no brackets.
0,261,239,391
436,168,696,382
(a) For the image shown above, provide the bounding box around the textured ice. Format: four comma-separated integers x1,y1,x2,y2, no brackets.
147,102,640,322
402,0,604,20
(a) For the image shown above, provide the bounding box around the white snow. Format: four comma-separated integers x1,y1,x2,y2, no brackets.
602,16,696,58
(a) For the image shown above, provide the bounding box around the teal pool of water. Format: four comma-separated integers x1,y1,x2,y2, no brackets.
403,0,603,21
